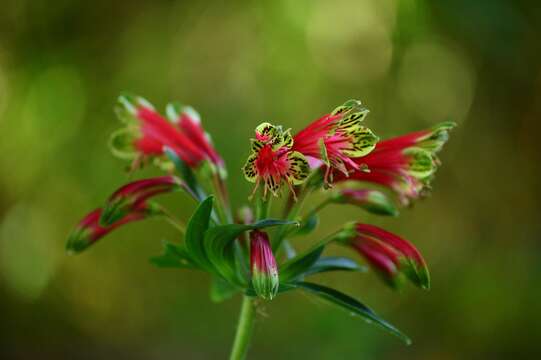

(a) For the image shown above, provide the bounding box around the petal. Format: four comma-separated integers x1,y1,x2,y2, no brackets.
331,99,363,116
342,126,379,158
286,151,310,185
403,147,435,178
242,153,259,183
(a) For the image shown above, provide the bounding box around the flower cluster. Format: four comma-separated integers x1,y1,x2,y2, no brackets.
67,94,454,353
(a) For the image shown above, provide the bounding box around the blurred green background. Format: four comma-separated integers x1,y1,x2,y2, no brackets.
1,0,540,359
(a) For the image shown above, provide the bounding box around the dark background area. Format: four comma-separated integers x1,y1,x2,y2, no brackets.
1,0,540,359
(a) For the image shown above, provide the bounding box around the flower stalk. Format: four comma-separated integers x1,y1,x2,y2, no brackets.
229,296,257,360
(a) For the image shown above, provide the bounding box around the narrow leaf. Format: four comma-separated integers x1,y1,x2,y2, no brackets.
303,256,367,276
279,244,325,282
292,214,319,237
295,282,411,344
185,196,214,269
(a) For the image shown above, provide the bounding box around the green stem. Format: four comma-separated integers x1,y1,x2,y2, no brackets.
301,198,332,225
255,194,271,220
273,187,312,252
158,207,186,234
229,296,257,360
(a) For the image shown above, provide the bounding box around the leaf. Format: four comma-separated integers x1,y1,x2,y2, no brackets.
279,244,325,282
204,219,297,285
303,256,367,277
210,276,239,302
292,214,319,237
164,147,206,201
184,196,214,269
149,241,196,269
294,282,411,345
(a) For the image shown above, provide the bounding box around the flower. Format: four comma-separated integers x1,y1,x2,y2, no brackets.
110,94,224,173
100,176,185,226
66,204,161,253
250,230,279,300
292,100,379,183
166,102,226,176
333,189,398,216
243,122,310,198
336,122,455,205
342,223,429,289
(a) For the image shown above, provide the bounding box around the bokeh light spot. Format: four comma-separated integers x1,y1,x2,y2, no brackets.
307,0,396,84
0,204,60,301
397,42,476,124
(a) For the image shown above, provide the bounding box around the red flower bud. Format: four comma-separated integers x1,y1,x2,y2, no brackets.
100,176,183,225
250,230,279,299
344,223,430,289
66,204,160,253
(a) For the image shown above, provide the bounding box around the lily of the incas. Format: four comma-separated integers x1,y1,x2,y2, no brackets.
292,100,379,184
250,230,279,300
243,122,310,198
341,223,430,289
111,94,225,175
336,122,455,205
68,94,455,359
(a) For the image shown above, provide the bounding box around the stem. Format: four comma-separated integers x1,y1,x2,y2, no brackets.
229,296,256,360
272,187,312,252
255,194,271,220
158,207,186,234
301,198,332,225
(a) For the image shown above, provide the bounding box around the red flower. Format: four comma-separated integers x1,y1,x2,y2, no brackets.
336,122,455,205
243,123,310,198
344,223,429,289
292,100,378,183
100,176,184,225
250,230,279,300
66,205,159,253
111,94,224,172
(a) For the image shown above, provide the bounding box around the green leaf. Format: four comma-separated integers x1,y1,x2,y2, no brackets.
204,219,297,285
210,276,239,302
149,241,196,269
184,196,214,269
303,256,367,277
292,214,319,237
295,282,411,345
279,244,325,282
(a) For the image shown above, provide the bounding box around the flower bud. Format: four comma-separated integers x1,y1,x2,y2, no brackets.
342,223,430,289
250,230,279,300
66,205,158,253
100,176,182,226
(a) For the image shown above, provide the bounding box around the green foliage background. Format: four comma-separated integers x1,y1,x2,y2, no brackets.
1,0,540,358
